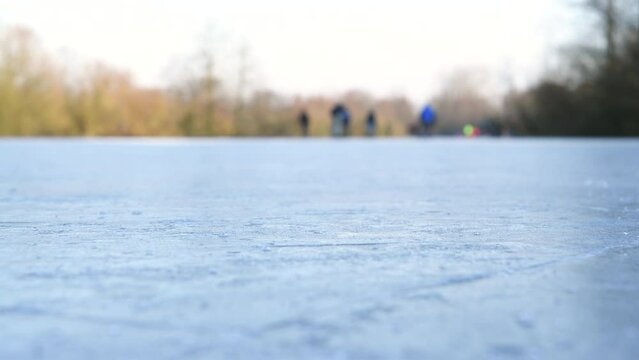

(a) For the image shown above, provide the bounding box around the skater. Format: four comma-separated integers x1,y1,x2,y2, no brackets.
298,110,310,137
342,106,351,136
418,105,437,135
330,103,350,137
365,110,376,136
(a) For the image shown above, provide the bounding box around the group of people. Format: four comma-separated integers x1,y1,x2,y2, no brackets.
298,103,436,137
298,104,375,137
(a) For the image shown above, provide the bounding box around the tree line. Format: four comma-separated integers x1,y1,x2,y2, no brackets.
0,27,414,137
504,0,639,136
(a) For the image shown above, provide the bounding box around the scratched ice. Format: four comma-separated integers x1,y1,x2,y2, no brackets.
0,138,638,359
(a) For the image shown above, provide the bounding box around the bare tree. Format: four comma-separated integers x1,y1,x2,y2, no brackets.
234,43,250,135
584,0,620,62
429,69,499,134
199,46,216,135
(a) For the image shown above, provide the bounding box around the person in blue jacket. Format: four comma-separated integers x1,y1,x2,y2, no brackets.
419,105,437,135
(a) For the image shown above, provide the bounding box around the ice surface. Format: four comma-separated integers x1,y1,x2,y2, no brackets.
0,138,638,359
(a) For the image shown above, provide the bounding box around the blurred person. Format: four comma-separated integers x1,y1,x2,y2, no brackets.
478,118,503,137
342,106,351,136
298,110,310,137
331,103,350,137
365,110,376,136
418,105,437,135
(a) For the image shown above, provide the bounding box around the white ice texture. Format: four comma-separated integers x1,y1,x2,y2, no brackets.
1,138,638,359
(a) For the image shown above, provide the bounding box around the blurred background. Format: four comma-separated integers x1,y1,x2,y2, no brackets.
0,0,638,137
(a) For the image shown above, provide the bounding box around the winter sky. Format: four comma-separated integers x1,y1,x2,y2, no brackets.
0,0,581,102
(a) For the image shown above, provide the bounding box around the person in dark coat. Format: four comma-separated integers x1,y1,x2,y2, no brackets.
331,103,350,137
298,110,310,137
365,110,376,136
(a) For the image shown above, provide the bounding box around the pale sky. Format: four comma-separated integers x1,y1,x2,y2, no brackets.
0,0,579,102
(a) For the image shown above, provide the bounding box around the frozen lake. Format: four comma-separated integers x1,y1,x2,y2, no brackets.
1,138,638,359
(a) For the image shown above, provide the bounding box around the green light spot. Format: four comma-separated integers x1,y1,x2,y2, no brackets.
463,124,474,137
